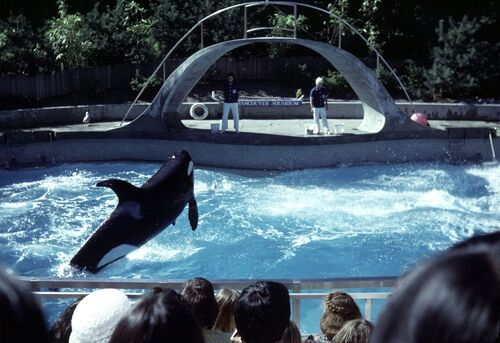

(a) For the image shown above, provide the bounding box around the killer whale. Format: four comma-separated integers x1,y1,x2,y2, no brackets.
70,150,198,273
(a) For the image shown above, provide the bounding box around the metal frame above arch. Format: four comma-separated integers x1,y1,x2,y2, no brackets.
124,37,418,133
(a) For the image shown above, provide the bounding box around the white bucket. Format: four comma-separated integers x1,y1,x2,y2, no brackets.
335,123,345,134
211,123,220,134
304,124,316,135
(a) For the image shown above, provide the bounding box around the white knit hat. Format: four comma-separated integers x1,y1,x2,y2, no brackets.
69,289,131,343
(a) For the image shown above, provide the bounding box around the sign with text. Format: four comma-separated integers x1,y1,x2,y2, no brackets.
238,99,303,107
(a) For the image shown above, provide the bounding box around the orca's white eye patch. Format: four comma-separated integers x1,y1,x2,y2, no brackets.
187,161,194,176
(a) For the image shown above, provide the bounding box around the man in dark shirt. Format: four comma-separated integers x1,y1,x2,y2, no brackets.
221,73,240,133
310,77,333,134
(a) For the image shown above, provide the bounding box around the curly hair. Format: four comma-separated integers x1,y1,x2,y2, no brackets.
320,291,362,341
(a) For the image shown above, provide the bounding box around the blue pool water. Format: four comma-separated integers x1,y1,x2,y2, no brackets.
0,162,499,332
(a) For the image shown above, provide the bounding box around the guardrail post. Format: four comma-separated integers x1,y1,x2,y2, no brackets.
365,298,372,321
292,281,301,326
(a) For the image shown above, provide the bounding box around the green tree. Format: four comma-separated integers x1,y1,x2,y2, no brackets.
0,14,51,75
85,0,160,66
359,0,383,66
268,12,309,57
326,0,351,48
45,0,92,70
150,0,241,57
424,15,498,99
270,12,308,37
402,59,427,99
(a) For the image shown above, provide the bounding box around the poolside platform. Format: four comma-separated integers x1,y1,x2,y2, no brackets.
0,118,498,170
2,117,497,138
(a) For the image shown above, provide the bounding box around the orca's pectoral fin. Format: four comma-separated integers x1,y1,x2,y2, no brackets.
188,198,198,231
96,178,141,203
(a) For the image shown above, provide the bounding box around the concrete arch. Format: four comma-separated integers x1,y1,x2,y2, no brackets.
127,37,418,133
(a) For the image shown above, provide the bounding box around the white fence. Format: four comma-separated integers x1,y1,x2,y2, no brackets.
22,276,397,325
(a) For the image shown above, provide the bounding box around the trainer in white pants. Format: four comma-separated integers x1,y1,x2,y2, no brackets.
222,102,239,133
312,107,331,134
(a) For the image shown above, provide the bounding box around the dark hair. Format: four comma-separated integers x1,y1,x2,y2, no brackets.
109,288,204,343
181,277,219,329
49,298,82,343
0,268,50,343
371,249,500,343
450,231,500,251
235,281,291,343
282,320,302,343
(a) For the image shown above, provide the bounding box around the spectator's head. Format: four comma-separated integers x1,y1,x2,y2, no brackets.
69,289,131,343
281,320,302,343
109,288,204,343
181,277,219,329
49,298,82,343
332,319,373,343
450,230,500,252
315,77,324,87
0,268,50,343
214,288,239,332
227,73,234,83
370,247,500,343
320,291,362,341
235,281,290,343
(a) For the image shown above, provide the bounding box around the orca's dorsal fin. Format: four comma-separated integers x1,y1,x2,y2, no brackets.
96,179,141,203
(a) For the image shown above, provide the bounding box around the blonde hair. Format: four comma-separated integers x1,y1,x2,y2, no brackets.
213,288,238,332
320,291,362,341
315,77,324,86
282,321,302,343
332,319,372,343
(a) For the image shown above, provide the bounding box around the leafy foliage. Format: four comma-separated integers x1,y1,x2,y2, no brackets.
402,59,427,99
129,73,162,92
268,13,309,57
45,0,92,69
85,0,160,66
0,0,499,100
0,14,52,75
323,69,350,95
150,0,241,57
424,16,498,99
359,0,383,52
326,0,353,47
283,63,312,91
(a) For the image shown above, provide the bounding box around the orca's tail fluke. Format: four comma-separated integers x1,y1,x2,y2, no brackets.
188,198,198,230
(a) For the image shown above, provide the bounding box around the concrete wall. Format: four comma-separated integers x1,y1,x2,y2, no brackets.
1,135,498,170
0,101,499,129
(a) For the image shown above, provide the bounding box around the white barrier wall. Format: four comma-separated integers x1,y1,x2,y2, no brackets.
0,101,499,129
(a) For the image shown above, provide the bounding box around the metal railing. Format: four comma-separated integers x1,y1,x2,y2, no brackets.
121,1,414,126
22,276,397,324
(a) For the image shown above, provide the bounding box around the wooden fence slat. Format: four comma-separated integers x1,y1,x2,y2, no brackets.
0,56,329,100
